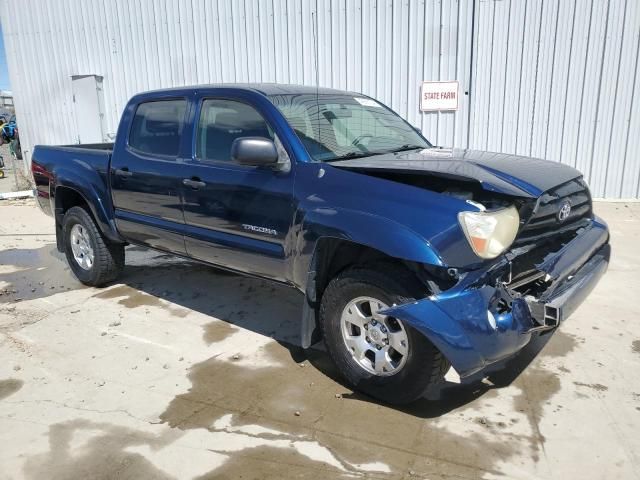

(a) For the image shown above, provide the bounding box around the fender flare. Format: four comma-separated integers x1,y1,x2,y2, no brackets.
54,170,122,244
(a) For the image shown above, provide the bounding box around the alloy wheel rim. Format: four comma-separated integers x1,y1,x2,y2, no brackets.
340,296,409,376
69,224,94,271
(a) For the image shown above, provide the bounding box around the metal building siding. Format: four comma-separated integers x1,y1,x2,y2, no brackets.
0,0,473,166
1,0,638,198
470,0,640,198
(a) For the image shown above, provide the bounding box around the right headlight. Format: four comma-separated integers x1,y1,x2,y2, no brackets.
458,205,520,259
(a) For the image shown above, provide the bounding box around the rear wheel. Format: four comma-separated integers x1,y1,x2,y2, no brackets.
320,266,449,405
62,206,124,286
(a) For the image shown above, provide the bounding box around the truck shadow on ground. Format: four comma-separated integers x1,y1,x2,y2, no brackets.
116,246,566,420
2,243,567,420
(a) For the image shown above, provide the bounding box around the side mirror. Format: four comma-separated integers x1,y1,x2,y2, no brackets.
231,137,279,167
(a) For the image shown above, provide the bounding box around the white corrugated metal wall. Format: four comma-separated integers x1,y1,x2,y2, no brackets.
469,0,640,198
0,0,638,198
0,0,473,166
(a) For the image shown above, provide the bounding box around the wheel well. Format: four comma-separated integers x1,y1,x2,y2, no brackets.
55,187,88,213
54,187,92,253
311,238,425,304
300,238,446,349
55,186,89,215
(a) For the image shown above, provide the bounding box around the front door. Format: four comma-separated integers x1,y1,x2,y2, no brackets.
110,98,188,254
180,97,294,281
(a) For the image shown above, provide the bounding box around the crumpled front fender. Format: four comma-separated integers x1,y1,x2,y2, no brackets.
382,286,534,378
379,217,610,378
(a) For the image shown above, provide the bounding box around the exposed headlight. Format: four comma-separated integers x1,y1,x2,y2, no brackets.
458,205,520,259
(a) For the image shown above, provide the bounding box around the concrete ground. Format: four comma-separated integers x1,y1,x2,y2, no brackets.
0,200,639,480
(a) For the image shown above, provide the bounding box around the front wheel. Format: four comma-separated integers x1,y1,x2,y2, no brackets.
320,266,449,405
62,206,124,286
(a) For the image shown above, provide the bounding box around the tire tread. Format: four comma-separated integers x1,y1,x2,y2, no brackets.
63,206,124,286
320,264,449,404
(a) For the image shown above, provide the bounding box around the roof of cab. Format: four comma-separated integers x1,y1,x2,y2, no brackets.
134,83,360,99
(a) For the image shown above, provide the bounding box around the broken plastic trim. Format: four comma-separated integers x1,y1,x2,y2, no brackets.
380,217,610,378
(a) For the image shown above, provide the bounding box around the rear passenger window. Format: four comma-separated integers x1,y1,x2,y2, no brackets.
129,100,187,157
196,99,273,163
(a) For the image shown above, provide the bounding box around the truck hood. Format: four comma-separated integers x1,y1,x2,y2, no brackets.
330,148,582,198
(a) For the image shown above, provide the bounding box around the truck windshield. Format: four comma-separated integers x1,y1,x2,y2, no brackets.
268,93,431,162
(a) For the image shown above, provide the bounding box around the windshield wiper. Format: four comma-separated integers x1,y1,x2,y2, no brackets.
325,145,423,162
388,144,426,154
325,151,373,162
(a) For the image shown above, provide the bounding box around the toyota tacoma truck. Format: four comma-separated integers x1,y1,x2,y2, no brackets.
32,84,610,404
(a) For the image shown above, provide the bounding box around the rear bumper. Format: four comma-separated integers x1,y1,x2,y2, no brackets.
383,217,610,378
32,161,54,217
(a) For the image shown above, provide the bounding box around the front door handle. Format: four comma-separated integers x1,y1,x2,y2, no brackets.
183,178,206,189
114,168,132,178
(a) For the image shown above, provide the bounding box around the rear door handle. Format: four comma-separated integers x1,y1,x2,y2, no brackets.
183,178,206,189
115,168,132,178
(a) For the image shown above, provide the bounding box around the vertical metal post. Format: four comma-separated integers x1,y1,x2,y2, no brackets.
466,0,477,149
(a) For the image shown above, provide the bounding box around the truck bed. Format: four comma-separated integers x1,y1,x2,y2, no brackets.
31,143,115,218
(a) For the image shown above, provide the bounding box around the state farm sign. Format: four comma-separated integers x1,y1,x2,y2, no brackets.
420,81,459,111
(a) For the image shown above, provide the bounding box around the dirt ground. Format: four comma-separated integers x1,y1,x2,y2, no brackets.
0,199,639,479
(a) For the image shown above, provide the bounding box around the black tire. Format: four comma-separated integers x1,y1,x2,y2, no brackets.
320,265,449,405
13,139,22,160
62,206,124,286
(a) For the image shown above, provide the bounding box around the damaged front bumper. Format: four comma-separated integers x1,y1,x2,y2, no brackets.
383,217,610,378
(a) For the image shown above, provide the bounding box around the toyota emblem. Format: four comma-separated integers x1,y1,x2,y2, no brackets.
557,201,572,222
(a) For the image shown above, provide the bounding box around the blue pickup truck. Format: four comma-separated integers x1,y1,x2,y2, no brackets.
32,84,610,404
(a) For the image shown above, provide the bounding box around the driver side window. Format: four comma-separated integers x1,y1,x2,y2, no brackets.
196,99,273,164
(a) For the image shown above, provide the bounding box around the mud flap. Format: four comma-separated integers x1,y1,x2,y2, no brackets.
54,208,65,253
301,297,321,348
301,267,321,349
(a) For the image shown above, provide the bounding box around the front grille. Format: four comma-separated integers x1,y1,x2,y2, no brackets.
515,177,592,245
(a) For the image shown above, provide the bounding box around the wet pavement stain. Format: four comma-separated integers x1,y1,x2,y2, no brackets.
632,340,640,355
507,330,580,461
202,321,237,345
447,329,580,465
22,419,180,480
93,285,190,318
407,425,518,479
0,245,83,303
153,312,603,477
511,367,561,462
157,338,552,478
193,448,353,480
540,330,580,358
491,329,583,462
0,378,24,400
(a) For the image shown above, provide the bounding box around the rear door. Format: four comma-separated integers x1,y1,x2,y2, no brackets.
180,96,295,281
110,98,189,253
